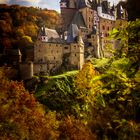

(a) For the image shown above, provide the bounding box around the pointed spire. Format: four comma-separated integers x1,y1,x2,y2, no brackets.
41,25,46,36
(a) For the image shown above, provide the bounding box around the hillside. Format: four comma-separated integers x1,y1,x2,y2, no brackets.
0,4,61,55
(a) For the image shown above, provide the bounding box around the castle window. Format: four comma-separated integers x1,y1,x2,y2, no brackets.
65,46,68,49
102,25,105,30
75,54,76,56
107,27,109,31
54,57,55,60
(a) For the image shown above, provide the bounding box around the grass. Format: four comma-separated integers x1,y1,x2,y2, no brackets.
49,70,78,79
34,70,79,97
34,70,79,79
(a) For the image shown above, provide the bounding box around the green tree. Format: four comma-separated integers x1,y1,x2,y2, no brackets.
87,20,140,139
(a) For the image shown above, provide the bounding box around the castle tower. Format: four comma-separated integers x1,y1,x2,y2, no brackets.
115,1,128,20
60,0,77,32
69,29,84,70
79,5,94,33
115,2,128,32
20,61,33,80
69,0,76,8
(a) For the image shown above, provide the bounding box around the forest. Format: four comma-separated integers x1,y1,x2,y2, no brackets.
0,1,140,140
0,4,60,61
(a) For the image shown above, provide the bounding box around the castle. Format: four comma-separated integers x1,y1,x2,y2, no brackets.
33,27,84,75
31,0,127,76
20,0,127,79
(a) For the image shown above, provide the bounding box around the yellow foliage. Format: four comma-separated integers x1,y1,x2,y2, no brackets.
75,61,102,101
75,62,100,89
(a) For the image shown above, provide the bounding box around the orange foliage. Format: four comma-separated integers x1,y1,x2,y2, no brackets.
0,70,58,140
59,116,96,140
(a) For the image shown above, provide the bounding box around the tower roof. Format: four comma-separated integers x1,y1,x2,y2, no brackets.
71,11,87,28
76,0,92,9
67,24,79,43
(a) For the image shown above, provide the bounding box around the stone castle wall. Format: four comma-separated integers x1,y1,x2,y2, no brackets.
19,62,33,80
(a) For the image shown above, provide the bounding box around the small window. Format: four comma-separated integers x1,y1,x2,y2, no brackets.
107,27,109,31
102,25,105,30
54,57,55,60
75,54,76,56
65,46,68,49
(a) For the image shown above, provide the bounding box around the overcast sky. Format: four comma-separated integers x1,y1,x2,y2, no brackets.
0,0,121,11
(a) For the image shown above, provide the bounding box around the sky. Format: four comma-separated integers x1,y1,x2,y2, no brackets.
0,0,122,11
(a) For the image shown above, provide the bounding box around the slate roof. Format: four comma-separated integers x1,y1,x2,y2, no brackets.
71,11,87,28
66,10,87,43
40,27,63,43
76,0,92,9
67,24,79,43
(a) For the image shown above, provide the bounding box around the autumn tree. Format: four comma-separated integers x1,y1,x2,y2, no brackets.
0,68,59,140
